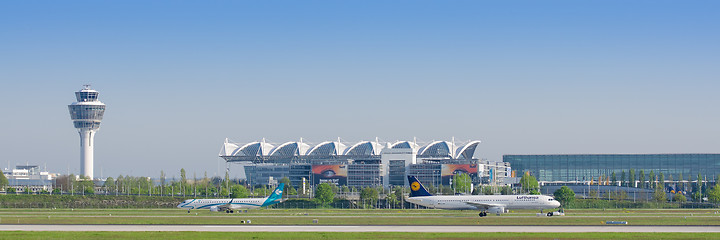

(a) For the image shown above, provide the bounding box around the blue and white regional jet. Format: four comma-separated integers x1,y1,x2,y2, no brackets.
406,176,560,217
177,183,284,213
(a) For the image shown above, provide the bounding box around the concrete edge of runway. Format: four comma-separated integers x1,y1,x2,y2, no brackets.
1,224,720,233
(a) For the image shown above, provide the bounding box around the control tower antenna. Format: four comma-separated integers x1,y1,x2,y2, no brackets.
68,85,106,179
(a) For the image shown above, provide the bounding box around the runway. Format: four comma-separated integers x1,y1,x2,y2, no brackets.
1,225,720,232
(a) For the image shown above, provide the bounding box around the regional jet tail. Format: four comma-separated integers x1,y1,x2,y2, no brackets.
177,183,284,213
406,176,560,217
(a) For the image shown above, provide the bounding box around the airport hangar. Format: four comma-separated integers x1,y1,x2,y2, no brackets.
219,139,511,189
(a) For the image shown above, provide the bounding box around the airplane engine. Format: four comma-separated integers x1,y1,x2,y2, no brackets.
209,206,219,212
488,206,505,214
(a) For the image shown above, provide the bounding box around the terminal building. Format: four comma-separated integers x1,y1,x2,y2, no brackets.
2,165,56,192
503,154,720,184
220,139,510,189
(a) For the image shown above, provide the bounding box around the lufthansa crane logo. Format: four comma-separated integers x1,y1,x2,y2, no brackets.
411,182,420,191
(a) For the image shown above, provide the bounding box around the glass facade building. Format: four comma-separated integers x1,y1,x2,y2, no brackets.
288,164,311,188
504,154,720,182
244,165,289,185
388,160,407,186
347,164,382,187
407,164,442,187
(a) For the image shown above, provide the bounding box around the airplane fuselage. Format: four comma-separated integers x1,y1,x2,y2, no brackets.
406,195,560,211
177,198,267,210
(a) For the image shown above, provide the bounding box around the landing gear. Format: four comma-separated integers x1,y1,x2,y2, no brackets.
187,210,191,213
478,211,487,217
226,210,230,213
547,212,553,217
230,210,234,213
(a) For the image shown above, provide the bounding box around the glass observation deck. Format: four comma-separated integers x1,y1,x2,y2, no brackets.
75,91,99,102
68,85,105,130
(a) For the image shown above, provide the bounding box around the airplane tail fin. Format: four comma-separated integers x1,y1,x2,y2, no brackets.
261,183,285,207
408,176,432,197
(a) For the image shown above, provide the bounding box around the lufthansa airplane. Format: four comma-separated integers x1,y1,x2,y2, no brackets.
177,183,284,213
406,176,560,216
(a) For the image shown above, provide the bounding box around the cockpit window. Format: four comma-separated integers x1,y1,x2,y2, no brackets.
548,198,554,201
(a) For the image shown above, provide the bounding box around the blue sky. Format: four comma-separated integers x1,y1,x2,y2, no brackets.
1,1,719,179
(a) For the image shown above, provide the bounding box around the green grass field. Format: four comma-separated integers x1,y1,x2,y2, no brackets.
0,232,718,240
1,208,719,225
1,208,719,239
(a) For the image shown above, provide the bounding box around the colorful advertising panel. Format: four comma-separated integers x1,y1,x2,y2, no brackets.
441,164,478,185
312,165,347,185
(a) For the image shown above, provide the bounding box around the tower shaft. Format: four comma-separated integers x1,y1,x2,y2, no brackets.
79,130,96,179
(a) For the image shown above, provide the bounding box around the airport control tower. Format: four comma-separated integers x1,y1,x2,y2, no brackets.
68,85,106,179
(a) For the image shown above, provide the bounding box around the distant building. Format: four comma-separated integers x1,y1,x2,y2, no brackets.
220,139,503,188
540,183,654,201
2,165,56,192
503,154,720,185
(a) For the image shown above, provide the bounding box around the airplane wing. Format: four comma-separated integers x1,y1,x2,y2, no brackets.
217,199,234,211
216,204,231,211
464,202,505,210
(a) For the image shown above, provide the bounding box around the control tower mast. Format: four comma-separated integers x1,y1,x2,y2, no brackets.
68,85,106,179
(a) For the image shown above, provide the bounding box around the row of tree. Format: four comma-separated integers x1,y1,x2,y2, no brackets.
7,167,720,210
44,169,279,198
552,181,720,207
314,183,409,208
607,170,718,192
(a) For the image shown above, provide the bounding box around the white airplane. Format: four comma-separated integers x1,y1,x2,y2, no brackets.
177,183,284,213
406,176,561,216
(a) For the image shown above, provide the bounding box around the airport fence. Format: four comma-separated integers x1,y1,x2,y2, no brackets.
1,193,714,210
273,198,428,209
0,194,185,209
566,199,718,209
